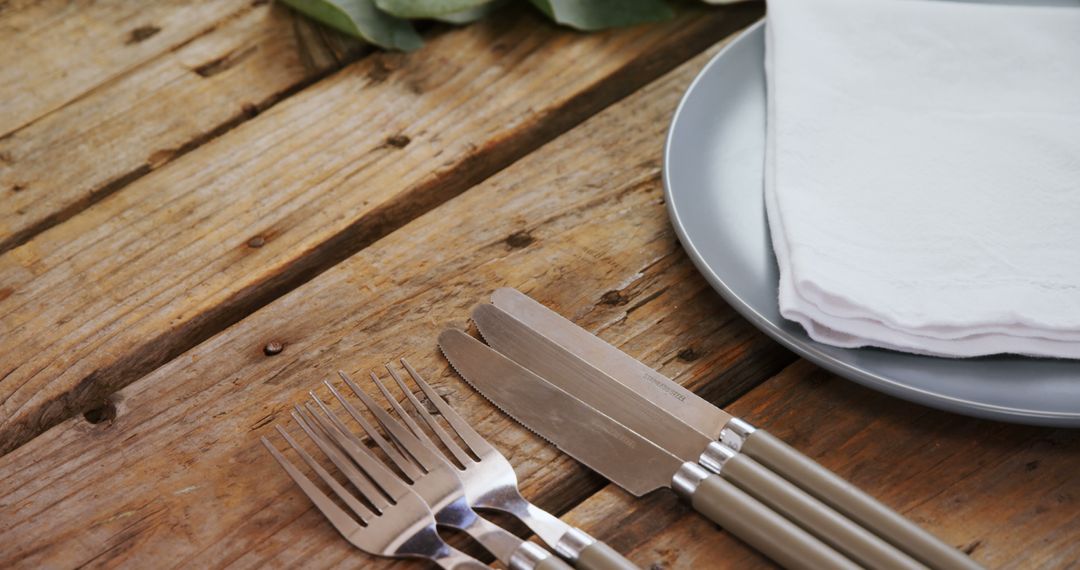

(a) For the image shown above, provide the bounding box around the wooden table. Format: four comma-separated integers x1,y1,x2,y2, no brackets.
1,2,1077,568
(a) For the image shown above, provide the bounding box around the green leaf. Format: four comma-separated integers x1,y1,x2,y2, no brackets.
280,0,424,51
433,1,502,24
528,0,673,31
374,0,492,18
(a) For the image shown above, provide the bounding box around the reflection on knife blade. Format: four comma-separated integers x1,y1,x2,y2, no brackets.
472,303,716,465
490,287,730,439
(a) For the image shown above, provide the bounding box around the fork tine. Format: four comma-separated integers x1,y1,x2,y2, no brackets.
401,358,494,456
313,384,421,483
338,370,440,472
261,436,369,539
374,366,427,438
321,380,423,482
275,425,376,522
334,371,413,460
293,408,392,512
387,362,474,467
325,376,430,484
299,403,409,502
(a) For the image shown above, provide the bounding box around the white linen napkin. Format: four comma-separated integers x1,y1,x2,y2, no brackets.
765,0,1080,358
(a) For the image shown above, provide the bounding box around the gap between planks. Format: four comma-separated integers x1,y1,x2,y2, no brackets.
0,4,764,456
0,33,789,568
0,2,372,254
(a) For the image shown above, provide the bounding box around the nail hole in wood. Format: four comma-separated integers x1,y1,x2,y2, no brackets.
677,347,699,362
247,235,266,248
126,25,161,44
504,231,534,249
385,134,411,148
600,290,628,306
84,402,117,424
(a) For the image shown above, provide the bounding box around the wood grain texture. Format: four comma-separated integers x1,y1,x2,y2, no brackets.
0,0,256,136
0,3,363,253
0,35,792,568
560,361,1080,569
0,4,763,455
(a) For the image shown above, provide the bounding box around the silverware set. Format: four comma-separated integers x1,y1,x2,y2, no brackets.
263,361,634,569
264,287,984,570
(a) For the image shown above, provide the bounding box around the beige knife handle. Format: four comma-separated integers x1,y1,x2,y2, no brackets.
675,464,859,570
741,429,982,570
574,541,639,570
720,452,926,570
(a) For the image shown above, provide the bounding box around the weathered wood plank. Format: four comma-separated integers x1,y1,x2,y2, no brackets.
0,4,362,253
0,33,791,567
0,0,255,136
558,361,1080,569
0,4,763,455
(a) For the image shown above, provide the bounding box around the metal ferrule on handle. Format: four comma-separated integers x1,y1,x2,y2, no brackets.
672,462,859,570
732,421,983,570
509,541,569,570
553,523,640,570
496,494,639,570
719,417,757,452
553,528,641,570
554,527,595,560
461,513,570,570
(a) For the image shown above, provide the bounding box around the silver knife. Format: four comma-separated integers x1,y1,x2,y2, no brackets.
487,287,982,570
473,303,924,570
438,329,858,570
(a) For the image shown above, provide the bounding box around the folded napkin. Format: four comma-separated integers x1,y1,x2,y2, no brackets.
765,0,1080,358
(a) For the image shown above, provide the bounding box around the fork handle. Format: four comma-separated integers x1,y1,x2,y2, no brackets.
574,541,640,570
509,541,574,570
490,494,639,570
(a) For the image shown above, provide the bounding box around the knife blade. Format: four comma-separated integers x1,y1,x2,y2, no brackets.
437,329,858,570
491,287,729,439
485,288,981,570
439,328,684,496
473,303,713,465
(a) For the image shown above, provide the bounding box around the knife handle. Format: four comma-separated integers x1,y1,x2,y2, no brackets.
739,428,982,570
711,448,925,570
673,463,859,570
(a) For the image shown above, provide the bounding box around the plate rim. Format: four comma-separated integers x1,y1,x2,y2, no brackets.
662,20,1080,426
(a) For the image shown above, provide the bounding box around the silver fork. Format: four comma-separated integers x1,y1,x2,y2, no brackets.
261,405,487,569
356,359,640,570
325,371,570,570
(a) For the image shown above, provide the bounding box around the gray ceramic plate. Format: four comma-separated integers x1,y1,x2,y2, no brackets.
663,21,1080,427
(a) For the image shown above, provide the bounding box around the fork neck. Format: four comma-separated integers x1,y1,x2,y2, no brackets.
475,488,594,562
432,546,490,570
